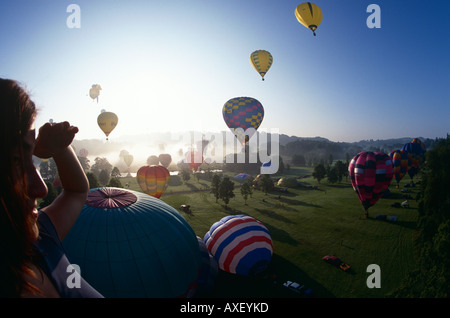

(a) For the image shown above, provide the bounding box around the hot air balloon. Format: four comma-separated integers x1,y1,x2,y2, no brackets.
62,187,201,297
348,152,393,218
136,165,170,198
79,148,88,158
222,97,264,146
97,110,118,140
89,84,102,103
158,154,172,168
204,214,273,276
250,50,273,81
401,138,426,182
389,149,411,188
124,154,133,168
186,150,203,172
295,2,323,36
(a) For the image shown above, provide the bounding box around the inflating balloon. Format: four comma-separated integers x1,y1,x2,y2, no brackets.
204,214,273,276
222,97,264,146
348,152,393,218
97,110,118,140
295,2,323,36
250,50,273,81
401,138,426,181
136,165,170,198
89,84,102,103
62,187,201,297
389,149,411,187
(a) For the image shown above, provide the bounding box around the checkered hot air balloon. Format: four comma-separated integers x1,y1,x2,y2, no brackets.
222,97,264,146
401,138,426,182
348,152,394,218
389,149,411,187
250,50,273,81
203,214,273,276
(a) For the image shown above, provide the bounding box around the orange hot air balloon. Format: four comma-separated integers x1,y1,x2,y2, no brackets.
136,165,170,198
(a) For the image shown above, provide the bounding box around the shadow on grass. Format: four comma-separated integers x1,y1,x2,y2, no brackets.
206,253,334,298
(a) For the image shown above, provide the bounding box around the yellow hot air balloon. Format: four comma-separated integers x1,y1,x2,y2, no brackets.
295,2,323,36
250,50,273,81
97,111,118,140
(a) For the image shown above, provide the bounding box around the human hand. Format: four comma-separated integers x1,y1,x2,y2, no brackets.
34,121,79,159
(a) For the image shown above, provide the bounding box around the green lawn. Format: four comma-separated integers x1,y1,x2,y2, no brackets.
119,167,420,298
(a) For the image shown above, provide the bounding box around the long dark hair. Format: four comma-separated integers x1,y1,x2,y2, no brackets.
0,78,41,297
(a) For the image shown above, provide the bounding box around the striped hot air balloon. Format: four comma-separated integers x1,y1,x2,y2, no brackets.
203,214,273,276
136,165,170,198
348,152,393,218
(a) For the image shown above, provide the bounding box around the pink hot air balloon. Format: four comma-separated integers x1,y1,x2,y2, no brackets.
348,152,393,218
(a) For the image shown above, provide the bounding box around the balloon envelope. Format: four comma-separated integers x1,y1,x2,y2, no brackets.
204,214,273,276
89,84,102,102
222,97,264,145
401,138,426,179
250,50,273,81
97,111,118,140
348,152,393,212
389,149,410,185
124,154,133,167
62,187,201,297
295,2,323,36
137,165,170,198
158,154,172,168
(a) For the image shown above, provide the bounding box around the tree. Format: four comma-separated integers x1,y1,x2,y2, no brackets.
219,176,235,206
39,158,58,181
91,157,113,178
334,160,347,182
390,137,450,297
111,166,121,178
240,180,253,205
98,169,110,186
78,156,90,172
258,174,274,195
86,172,100,189
180,169,191,183
327,166,338,184
211,174,221,203
39,181,58,209
312,163,326,184
108,177,123,188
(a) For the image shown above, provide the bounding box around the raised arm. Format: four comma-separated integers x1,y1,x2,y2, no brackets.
34,122,89,241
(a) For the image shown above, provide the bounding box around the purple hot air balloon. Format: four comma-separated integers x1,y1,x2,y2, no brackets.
348,152,394,218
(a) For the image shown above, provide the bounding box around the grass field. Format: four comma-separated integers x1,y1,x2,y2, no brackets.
119,166,420,298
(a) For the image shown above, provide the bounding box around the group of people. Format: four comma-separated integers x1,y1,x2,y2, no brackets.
0,78,103,297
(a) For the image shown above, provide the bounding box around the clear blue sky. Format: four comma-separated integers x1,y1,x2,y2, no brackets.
1,0,449,143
